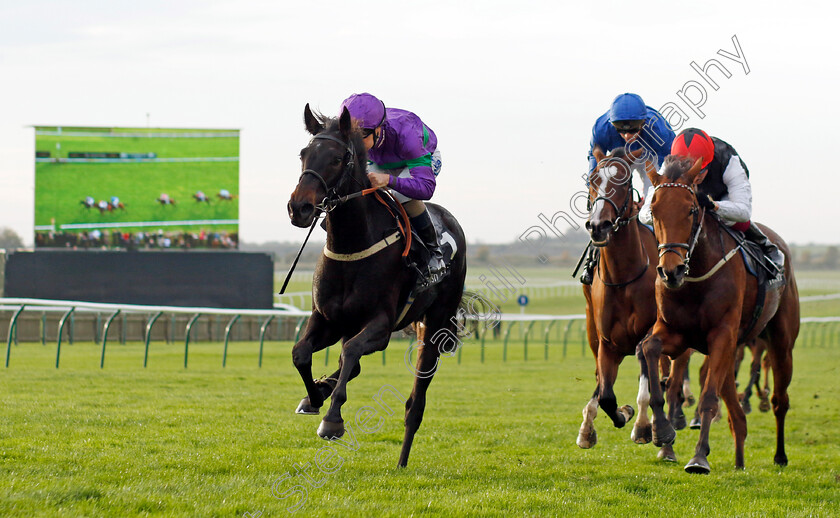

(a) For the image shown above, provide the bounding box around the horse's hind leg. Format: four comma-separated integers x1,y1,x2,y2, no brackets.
765,317,796,466
720,368,747,469
631,354,652,445
758,352,772,412
399,331,443,467
667,351,689,431
292,312,342,414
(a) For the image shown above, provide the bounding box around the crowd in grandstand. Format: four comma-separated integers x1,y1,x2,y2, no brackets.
35,229,238,250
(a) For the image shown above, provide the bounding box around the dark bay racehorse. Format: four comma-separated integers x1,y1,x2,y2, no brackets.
580,148,686,461
639,155,799,473
287,104,467,468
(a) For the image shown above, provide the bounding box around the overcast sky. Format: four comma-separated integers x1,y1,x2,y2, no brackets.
1,0,836,247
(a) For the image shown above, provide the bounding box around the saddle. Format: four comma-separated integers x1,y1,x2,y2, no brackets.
734,231,784,340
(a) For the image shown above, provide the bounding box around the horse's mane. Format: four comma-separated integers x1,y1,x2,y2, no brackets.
661,155,695,181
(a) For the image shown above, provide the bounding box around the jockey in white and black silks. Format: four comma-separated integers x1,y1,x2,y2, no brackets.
639,128,784,273
340,92,445,286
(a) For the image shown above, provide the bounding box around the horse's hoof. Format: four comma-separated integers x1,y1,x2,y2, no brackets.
685,455,711,474
576,428,597,449
617,405,635,426
759,398,771,413
658,444,678,462
317,419,345,440
689,416,702,429
741,397,752,415
631,422,652,444
774,454,788,467
652,421,676,447
683,395,696,408
295,397,320,415
672,410,687,431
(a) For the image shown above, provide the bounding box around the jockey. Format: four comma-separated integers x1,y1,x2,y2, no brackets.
580,92,676,284
339,92,446,287
639,128,784,273
110,196,120,206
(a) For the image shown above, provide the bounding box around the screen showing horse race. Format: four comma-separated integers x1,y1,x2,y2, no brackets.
33,126,240,249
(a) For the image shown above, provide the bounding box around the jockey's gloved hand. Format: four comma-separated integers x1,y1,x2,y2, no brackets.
698,194,716,211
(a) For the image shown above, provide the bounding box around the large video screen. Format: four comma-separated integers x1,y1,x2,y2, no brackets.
34,126,240,249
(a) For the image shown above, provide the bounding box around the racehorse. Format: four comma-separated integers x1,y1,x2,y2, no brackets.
217,190,237,201
157,194,176,206
287,104,467,468
108,202,127,211
579,147,687,462
80,197,95,210
193,191,211,203
638,155,799,473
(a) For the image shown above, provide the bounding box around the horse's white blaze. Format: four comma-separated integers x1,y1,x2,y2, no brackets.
591,165,616,221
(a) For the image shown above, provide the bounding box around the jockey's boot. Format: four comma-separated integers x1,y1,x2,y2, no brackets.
411,211,447,289
579,247,598,285
744,222,784,276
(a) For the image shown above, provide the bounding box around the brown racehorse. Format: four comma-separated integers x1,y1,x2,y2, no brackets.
639,155,799,474
579,147,688,462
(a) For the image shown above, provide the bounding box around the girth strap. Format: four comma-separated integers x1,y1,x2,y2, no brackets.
323,231,402,262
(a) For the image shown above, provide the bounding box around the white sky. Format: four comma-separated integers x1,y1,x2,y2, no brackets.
1,0,837,246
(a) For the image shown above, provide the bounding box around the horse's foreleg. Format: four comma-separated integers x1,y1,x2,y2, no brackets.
577,388,599,449
596,344,633,429
685,326,742,474
319,315,391,440
638,327,675,448
291,312,341,414
631,350,652,444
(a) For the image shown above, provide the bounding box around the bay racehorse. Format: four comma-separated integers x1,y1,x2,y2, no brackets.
580,147,687,462
287,104,467,467
639,155,799,473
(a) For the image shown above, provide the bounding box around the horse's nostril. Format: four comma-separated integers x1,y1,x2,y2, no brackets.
675,264,687,278
585,220,592,231
657,266,666,280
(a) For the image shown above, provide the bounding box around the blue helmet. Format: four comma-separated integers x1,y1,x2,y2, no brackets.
608,93,647,129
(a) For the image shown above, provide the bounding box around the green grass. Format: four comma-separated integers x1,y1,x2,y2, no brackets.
1,336,838,517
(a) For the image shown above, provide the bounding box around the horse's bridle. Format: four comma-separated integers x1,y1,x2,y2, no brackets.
299,133,364,213
588,163,639,233
653,182,705,272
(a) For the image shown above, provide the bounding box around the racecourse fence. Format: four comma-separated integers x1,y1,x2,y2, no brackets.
3,298,840,370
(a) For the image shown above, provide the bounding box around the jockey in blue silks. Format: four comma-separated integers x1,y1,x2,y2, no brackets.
580,93,676,284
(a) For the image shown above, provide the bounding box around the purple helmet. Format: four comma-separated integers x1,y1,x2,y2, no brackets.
339,93,386,130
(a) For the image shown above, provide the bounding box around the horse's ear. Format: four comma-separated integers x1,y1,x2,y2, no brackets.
304,103,323,135
685,158,705,184
592,146,606,166
647,166,662,187
338,106,353,138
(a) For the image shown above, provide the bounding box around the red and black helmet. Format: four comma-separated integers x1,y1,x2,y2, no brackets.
671,128,714,169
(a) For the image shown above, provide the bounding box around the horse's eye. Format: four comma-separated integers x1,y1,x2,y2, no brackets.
331,156,342,166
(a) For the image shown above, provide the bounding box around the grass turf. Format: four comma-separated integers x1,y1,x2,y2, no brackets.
1,335,838,517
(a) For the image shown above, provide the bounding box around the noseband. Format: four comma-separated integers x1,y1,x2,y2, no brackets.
653,182,705,270
299,133,362,212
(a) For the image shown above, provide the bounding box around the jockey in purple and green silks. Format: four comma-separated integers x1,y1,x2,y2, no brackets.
340,93,446,287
